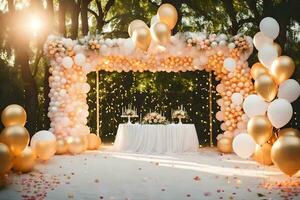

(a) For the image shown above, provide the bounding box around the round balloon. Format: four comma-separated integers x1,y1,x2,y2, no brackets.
254,73,277,102
258,44,278,68
271,135,300,176
243,94,268,117
231,93,243,106
30,130,56,161
232,133,256,159
278,79,300,103
74,53,86,66
217,137,232,153
132,26,151,51
128,20,148,37
267,98,293,128
87,134,102,150
250,62,269,80
223,58,236,72
1,104,27,127
0,125,30,156
150,22,171,45
67,135,85,154
0,143,13,174
271,56,295,84
55,138,68,155
157,3,178,29
259,17,280,39
278,128,300,138
13,146,36,173
253,32,273,50
62,56,73,69
247,115,273,145
253,143,273,165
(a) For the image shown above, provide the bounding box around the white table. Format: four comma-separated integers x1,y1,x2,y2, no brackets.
113,124,199,153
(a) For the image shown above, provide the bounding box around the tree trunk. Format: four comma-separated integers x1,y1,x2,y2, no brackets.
58,0,66,36
16,43,39,135
81,0,91,35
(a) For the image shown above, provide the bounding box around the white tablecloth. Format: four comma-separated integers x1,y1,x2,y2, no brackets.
113,124,199,153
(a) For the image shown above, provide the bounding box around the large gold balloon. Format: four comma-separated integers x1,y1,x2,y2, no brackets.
278,128,300,138
128,19,148,37
34,140,56,161
1,104,26,127
217,137,232,153
250,62,270,80
157,3,178,29
247,115,273,145
253,143,273,165
0,125,29,156
13,146,36,173
55,138,68,155
0,143,13,174
150,22,171,45
87,134,101,150
271,56,295,84
67,136,85,154
132,27,151,51
273,43,282,56
254,73,278,102
271,135,300,176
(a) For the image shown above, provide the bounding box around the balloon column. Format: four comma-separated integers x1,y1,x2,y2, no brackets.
129,3,177,51
240,17,300,176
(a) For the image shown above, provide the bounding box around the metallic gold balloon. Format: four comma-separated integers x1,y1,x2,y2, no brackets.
254,73,278,102
34,140,56,161
87,134,101,150
13,146,36,173
157,3,178,29
271,56,295,84
1,104,27,127
278,128,300,138
128,20,148,37
273,43,282,56
253,143,273,165
150,22,171,45
0,143,13,174
217,137,232,153
250,62,270,80
0,125,29,156
132,27,151,51
67,136,85,154
55,138,68,155
247,115,273,145
271,135,300,176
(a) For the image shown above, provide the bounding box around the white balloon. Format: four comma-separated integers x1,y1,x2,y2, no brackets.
74,53,86,66
253,32,273,50
30,130,56,148
231,93,243,105
81,83,91,93
243,94,268,117
258,44,278,68
151,15,159,26
62,56,74,69
232,133,256,159
223,58,236,72
259,17,280,39
267,98,293,128
278,79,300,103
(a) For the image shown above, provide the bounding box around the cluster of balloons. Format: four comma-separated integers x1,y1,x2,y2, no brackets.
232,17,300,176
128,3,178,51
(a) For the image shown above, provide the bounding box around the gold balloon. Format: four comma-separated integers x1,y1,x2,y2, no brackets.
271,56,295,84
67,136,85,154
273,43,282,56
13,146,36,173
150,22,171,45
0,143,13,174
247,115,273,145
250,62,270,80
278,128,300,138
55,138,68,155
253,143,273,165
254,73,278,102
132,27,151,51
217,137,232,153
34,140,56,161
87,134,101,150
157,3,178,29
1,104,26,127
271,135,300,176
0,125,29,156
128,19,148,37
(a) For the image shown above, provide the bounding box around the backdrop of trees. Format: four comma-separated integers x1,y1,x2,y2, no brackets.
0,0,299,143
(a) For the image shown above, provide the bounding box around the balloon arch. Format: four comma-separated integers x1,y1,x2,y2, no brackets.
44,32,254,141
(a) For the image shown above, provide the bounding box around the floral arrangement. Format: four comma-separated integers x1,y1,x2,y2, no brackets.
123,109,137,117
142,112,168,124
172,109,188,119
